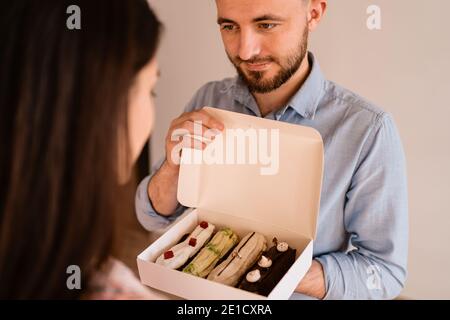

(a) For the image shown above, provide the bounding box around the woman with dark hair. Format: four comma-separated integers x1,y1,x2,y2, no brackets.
0,0,162,299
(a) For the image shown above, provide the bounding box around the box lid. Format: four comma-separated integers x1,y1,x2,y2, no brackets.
177,107,324,240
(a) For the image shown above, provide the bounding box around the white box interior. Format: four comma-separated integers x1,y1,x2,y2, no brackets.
137,208,313,300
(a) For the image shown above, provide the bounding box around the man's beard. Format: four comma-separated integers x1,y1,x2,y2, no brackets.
229,28,309,94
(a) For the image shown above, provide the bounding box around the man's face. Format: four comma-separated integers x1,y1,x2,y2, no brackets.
216,0,310,93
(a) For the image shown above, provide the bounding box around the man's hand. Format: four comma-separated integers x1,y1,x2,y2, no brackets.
148,108,224,216
164,108,224,169
295,259,327,299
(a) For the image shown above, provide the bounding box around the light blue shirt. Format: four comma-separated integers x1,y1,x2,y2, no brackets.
135,52,408,300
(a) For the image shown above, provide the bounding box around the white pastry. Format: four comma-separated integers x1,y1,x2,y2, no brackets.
276,241,289,252
156,221,215,269
258,255,272,268
246,270,261,283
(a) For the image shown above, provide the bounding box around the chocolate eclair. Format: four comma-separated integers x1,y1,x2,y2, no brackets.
156,221,215,269
183,227,239,278
238,238,296,296
207,232,267,287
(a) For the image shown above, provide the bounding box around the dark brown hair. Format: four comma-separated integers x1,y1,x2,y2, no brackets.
0,0,161,299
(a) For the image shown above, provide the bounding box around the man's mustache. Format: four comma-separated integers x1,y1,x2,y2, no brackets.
235,56,277,65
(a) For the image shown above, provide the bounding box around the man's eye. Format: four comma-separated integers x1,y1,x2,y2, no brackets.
221,24,236,31
259,23,276,30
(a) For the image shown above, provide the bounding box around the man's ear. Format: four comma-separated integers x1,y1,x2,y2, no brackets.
307,0,327,32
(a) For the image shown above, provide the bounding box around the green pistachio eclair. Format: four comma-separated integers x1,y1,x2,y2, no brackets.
183,228,239,278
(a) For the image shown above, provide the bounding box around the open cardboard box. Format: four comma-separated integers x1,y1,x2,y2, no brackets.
137,107,324,300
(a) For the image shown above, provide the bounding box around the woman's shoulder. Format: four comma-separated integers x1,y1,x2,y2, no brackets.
83,258,158,300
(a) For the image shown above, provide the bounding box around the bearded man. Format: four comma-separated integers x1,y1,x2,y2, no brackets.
136,0,408,300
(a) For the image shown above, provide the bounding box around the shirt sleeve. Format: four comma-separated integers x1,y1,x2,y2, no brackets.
135,159,188,232
315,112,408,300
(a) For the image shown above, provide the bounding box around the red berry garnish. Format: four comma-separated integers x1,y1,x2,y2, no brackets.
189,238,197,247
200,221,208,229
164,251,174,259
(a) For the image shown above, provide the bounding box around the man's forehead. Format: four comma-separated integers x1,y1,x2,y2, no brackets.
216,0,303,21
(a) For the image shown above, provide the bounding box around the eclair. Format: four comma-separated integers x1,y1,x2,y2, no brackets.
207,232,267,287
156,221,215,269
238,238,296,296
183,227,239,278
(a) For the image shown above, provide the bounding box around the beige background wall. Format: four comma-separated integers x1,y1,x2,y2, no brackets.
149,0,450,299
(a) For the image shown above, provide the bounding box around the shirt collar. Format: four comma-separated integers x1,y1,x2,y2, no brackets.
230,76,261,116
286,52,325,119
228,51,325,119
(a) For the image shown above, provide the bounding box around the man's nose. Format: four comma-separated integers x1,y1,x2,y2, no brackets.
238,30,261,61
